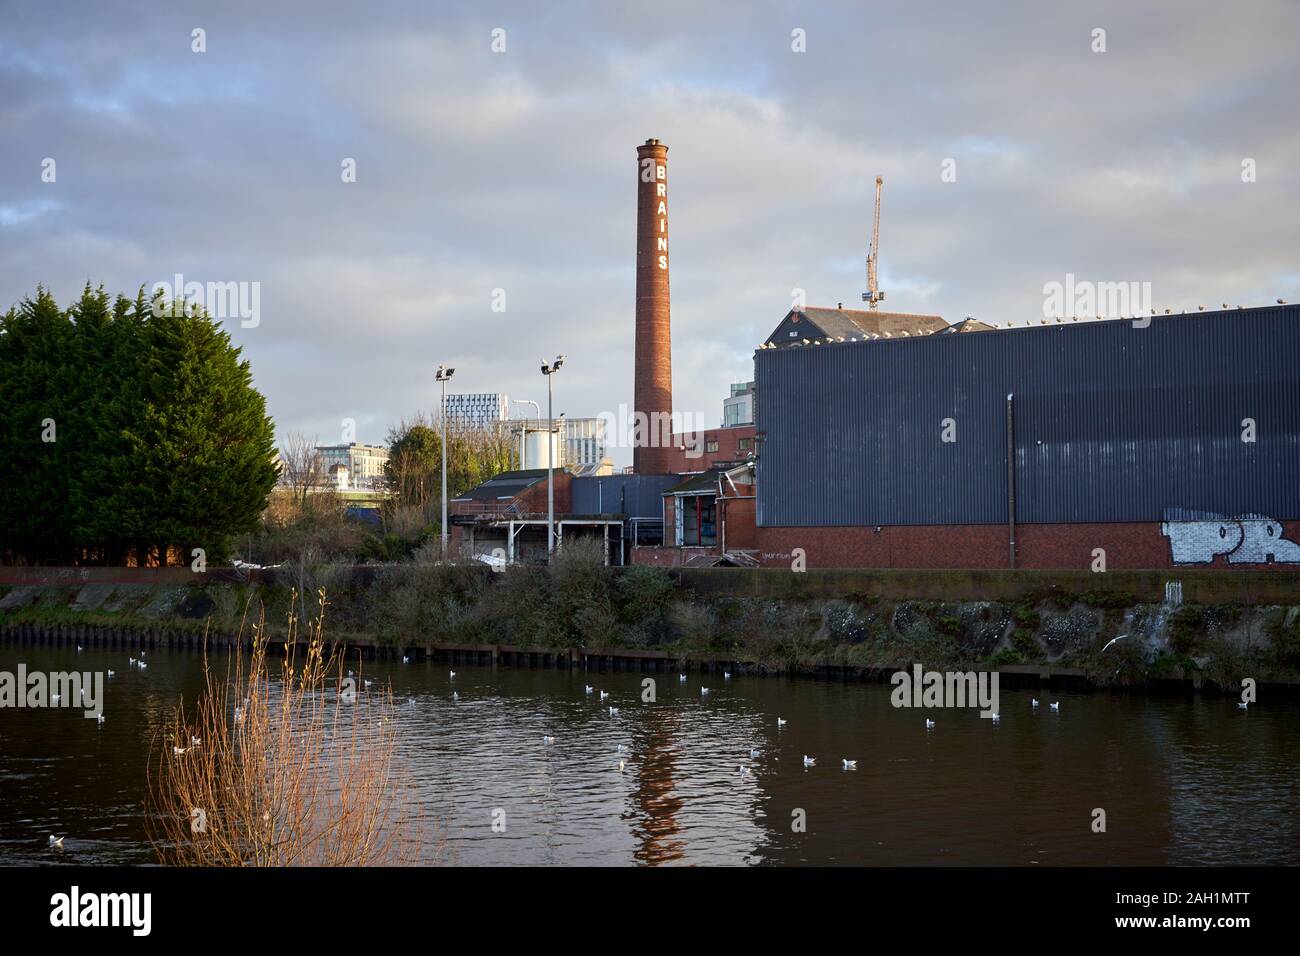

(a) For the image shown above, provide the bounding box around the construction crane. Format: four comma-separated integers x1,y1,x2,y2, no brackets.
862,175,885,310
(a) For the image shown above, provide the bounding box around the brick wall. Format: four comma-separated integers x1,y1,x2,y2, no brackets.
657,425,756,474
756,521,1300,570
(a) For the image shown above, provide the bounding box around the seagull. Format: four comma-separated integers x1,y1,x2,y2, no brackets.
739,764,750,775
173,746,187,755
96,713,105,724
449,671,456,679
723,671,731,680
700,687,710,695
402,656,409,664
543,735,555,744
777,717,787,727
1049,701,1060,712
139,652,145,658
925,719,935,729
106,670,115,677
584,685,593,694
452,692,459,701
617,760,626,772
842,759,858,770
1101,634,1129,653
191,736,201,746
749,748,760,759
1031,698,1040,708
609,706,619,716
616,744,627,754
1238,701,1249,710
138,663,147,671
990,713,1000,723
129,658,136,666
679,674,687,682
407,696,416,706
803,755,816,767
49,835,64,848
235,707,244,722
76,646,83,652
600,690,609,700
52,694,61,703
348,670,354,677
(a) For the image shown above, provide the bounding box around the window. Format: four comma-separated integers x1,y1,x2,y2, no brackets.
680,495,716,547
705,439,719,453
738,438,752,451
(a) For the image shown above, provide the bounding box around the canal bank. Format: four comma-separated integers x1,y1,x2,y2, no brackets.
2,562,1297,696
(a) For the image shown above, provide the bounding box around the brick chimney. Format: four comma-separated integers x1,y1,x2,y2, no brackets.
634,138,672,474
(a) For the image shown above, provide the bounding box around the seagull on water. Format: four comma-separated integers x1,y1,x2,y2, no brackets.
803,755,816,767
129,658,136,666
740,764,750,775
49,836,64,848
106,670,115,677
173,746,188,755
452,692,460,701
723,671,731,680
600,690,609,700
1031,698,1040,709
925,719,935,729
679,674,687,682
76,646,83,652
96,713,105,724
138,663,147,671
191,736,201,747
618,760,626,772
616,744,627,754
842,759,857,770
449,671,456,679
543,735,555,744
363,679,373,688
402,655,410,664
749,748,760,759
609,706,619,716
1049,701,1060,712
1238,701,1250,710
584,685,593,694
777,717,787,728
701,687,710,695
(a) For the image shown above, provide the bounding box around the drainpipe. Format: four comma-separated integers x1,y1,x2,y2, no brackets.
1006,393,1016,569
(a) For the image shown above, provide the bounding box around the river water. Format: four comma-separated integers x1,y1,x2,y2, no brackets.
1,644,1297,866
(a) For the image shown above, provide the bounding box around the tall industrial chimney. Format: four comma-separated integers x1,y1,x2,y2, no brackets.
634,138,672,473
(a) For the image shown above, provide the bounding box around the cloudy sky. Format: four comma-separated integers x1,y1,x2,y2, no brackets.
2,0,1297,467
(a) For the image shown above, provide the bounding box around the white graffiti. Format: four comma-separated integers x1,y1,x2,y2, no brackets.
1162,514,1300,565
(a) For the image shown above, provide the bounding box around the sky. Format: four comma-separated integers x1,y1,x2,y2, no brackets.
2,0,1297,468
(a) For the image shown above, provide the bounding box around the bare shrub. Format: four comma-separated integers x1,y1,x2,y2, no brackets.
146,591,421,865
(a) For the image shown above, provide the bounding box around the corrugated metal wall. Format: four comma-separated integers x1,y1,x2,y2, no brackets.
571,475,678,517
756,306,1300,526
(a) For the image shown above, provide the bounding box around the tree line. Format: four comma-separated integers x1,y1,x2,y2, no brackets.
0,284,278,565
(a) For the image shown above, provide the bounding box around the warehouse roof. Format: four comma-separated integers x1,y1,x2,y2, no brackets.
451,469,548,502
764,306,947,347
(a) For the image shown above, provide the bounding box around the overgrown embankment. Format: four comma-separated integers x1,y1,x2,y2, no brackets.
2,548,1298,691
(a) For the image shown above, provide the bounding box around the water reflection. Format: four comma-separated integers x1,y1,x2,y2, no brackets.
1,645,1298,866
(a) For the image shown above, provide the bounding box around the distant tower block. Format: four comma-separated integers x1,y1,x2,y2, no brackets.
634,138,673,474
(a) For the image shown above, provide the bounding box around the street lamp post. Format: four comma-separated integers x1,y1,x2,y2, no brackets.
436,364,455,559
540,356,565,555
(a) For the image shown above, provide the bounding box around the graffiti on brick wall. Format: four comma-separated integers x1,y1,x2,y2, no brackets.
1161,514,1300,565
